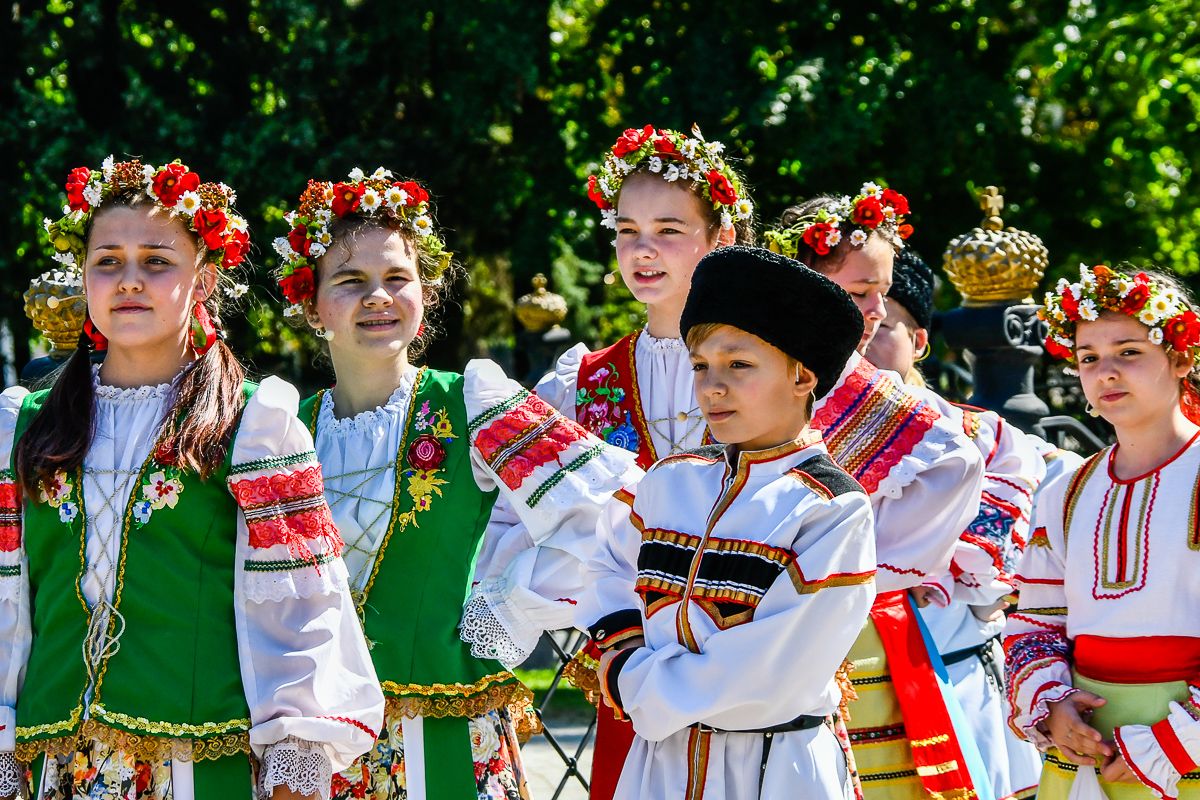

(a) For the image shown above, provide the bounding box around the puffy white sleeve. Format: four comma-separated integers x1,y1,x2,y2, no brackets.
601,489,877,742
1003,469,1075,749
871,413,985,594
533,342,590,418
1114,690,1200,800
578,485,643,645
229,377,383,798
0,386,30,791
458,360,642,668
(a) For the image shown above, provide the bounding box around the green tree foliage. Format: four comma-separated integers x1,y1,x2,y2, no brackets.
3,0,1198,387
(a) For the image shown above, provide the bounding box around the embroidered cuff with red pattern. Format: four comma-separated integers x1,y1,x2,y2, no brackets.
599,648,636,721
588,609,644,651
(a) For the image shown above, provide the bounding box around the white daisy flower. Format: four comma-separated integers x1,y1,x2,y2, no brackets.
322,185,336,203
1056,277,1070,292
316,209,333,225
361,188,382,212
272,237,294,258
385,186,408,208
1139,307,1161,325
1055,334,1074,348
284,304,303,318
309,242,327,258
860,182,882,197
52,251,76,267
1051,307,1067,322
615,159,634,175
348,167,365,182
413,215,434,236
1114,278,1132,297
648,156,663,174
826,228,843,247
371,167,393,180
142,164,156,182
882,206,896,220
82,183,102,208
224,283,249,299
177,191,202,216
1149,327,1165,345
705,141,725,155
599,177,613,196
1150,296,1173,317
691,169,704,182
227,215,248,234
42,217,52,232
102,155,115,179
849,229,869,247
720,210,733,230
1069,282,1083,299
1078,298,1099,321
1163,288,1180,307
317,229,333,246
735,199,754,220
284,211,297,226
600,209,617,230
681,139,699,159
665,164,682,182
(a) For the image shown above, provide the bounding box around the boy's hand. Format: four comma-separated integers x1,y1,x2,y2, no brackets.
1099,749,1141,784
908,586,939,608
1044,690,1111,766
970,598,1010,623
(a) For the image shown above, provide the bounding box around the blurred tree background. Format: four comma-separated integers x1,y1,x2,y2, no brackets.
3,0,1198,394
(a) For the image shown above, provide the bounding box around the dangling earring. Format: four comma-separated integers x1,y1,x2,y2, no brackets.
416,322,426,338
190,302,218,356
83,315,108,352
1085,401,1100,418
915,342,931,363
315,327,335,341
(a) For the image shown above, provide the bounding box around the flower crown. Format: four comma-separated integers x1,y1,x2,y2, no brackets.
763,182,913,259
275,167,450,316
586,124,753,232
1040,264,1200,362
44,157,250,279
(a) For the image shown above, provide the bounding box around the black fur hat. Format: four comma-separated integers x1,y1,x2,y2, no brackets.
681,246,863,398
889,247,934,330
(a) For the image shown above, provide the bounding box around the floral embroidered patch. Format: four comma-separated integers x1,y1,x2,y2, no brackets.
132,469,184,528
395,400,454,531
40,471,79,524
575,363,638,454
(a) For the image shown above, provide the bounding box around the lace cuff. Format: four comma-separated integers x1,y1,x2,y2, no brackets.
258,736,332,800
0,752,20,798
459,581,539,669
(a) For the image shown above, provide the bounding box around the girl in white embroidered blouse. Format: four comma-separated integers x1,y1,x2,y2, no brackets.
0,159,383,800
1006,265,1200,799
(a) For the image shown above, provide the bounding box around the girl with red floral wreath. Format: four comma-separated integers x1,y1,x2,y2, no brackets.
1006,265,1200,799
274,167,640,800
534,124,754,800
0,158,383,800
768,187,989,800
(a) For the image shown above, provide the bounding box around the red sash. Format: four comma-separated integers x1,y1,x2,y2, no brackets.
869,591,979,798
1075,635,1200,684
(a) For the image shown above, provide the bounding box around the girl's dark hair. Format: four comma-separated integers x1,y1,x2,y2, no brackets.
17,197,247,494
304,214,464,361
618,167,756,246
778,195,901,273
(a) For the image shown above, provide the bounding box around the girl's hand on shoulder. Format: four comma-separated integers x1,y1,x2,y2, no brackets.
1045,690,1112,766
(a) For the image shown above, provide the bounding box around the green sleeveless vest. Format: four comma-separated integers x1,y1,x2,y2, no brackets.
13,385,254,760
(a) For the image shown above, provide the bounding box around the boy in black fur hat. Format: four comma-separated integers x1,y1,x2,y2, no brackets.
579,246,877,799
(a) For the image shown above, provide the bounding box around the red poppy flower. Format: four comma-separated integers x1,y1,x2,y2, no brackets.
1043,335,1073,361
1060,288,1081,322
802,221,835,256
279,265,315,304
897,223,914,240
221,230,249,268
586,175,611,210
612,125,654,157
331,182,365,217
65,166,94,211
192,208,228,251
152,163,200,207
851,196,885,229
1120,281,1150,314
1164,310,1200,352
407,433,447,471
395,180,429,206
881,188,910,216
706,170,738,205
287,224,312,257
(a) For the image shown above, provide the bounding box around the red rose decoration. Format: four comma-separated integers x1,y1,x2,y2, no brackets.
152,163,200,207
65,166,94,211
586,175,611,210
897,223,914,240
287,224,312,257
612,125,654,157
279,265,315,304
221,229,249,268
1061,287,1081,322
802,222,834,256
331,182,365,217
407,433,446,471
1044,335,1073,361
396,180,429,206
881,188,910,216
654,131,679,158
706,170,738,206
1120,281,1150,314
192,207,228,251
1164,310,1200,352
852,196,884,229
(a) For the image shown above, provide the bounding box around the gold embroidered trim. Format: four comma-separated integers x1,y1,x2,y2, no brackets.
383,681,534,721
14,718,248,763
910,733,951,747
916,759,960,777
1062,451,1104,542
835,658,857,722
562,650,602,707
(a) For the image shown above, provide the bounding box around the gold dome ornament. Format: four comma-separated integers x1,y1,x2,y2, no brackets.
24,269,86,358
515,273,568,334
943,186,1049,306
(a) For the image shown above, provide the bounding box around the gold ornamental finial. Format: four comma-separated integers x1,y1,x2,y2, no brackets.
24,269,87,358
943,185,1048,306
515,273,569,333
